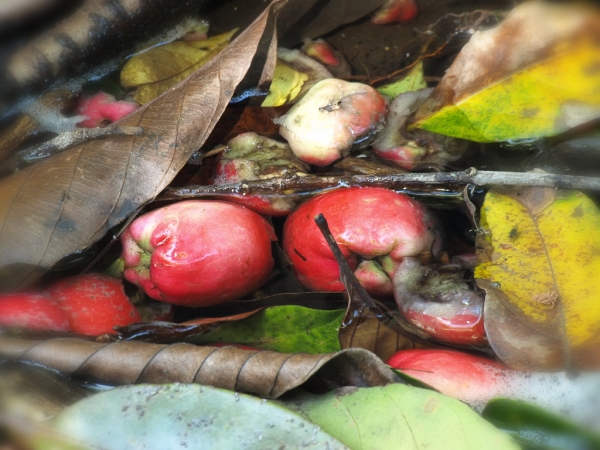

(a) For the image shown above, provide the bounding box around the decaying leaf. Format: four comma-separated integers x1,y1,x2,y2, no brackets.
284,385,520,450
412,2,600,142
475,185,600,370
0,336,400,399
121,30,238,105
0,115,38,165
46,384,348,450
0,0,284,292
191,305,345,354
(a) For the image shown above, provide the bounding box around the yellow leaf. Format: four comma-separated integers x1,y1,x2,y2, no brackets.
120,30,237,104
376,61,427,99
475,186,600,370
262,60,309,107
411,2,600,142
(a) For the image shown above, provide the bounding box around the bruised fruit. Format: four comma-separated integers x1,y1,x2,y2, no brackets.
283,187,442,295
211,133,310,216
121,200,276,306
393,257,486,345
75,91,138,128
387,349,507,402
47,274,140,335
373,89,468,170
275,79,387,166
0,292,70,332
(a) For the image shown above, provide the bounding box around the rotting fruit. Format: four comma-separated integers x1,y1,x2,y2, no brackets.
282,187,442,296
121,200,276,306
275,79,387,166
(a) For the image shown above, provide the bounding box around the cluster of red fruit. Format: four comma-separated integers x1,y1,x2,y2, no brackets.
1,69,493,393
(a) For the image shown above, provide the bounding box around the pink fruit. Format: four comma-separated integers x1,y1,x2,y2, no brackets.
393,257,486,345
47,274,140,336
275,79,387,166
121,200,276,306
387,349,508,402
76,91,138,128
282,187,442,295
372,0,419,25
211,133,309,217
0,292,70,332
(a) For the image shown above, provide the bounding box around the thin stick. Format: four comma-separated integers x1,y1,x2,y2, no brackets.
158,168,600,201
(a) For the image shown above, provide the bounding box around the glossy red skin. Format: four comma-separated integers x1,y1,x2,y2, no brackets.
48,274,140,336
283,187,442,294
402,309,486,346
76,92,138,128
372,0,419,24
387,349,508,400
121,200,276,306
0,292,70,331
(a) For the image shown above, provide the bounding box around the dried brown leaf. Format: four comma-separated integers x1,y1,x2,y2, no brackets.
0,337,400,399
0,0,285,291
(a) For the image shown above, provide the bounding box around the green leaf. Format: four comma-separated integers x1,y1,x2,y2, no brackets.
44,384,348,450
482,398,600,450
377,61,427,99
191,305,345,354
283,384,520,450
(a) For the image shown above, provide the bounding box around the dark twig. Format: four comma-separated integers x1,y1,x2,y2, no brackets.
159,168,600,202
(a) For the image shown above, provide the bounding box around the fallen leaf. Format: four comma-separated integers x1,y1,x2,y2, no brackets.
191,305,345,354
121,30,238,105
475,186,600,370
412,2,600,142
46,384,348,450
0,115,38,166
0,336,400,398
284,385,520,450
0,0,284,292
376,61,427,99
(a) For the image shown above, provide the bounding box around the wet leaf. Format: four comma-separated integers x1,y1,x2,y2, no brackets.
191,305,345,354
120,30,238,105
376,61,427,99
261,59,309,107
45,384,347,450
475,186,600,370
0,1,284,292
0,336,400,398
482,399,600,450
412,2,600,142
284,385,520,450
0,115,38,165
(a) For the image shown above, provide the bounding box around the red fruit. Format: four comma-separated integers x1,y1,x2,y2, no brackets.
283,187,442,295
0,292,70,332
275,79,388,166
393,257,486,346
121,200,276,306
76,91,138,128
47,274,140,336
372,0,419,25
387,349,508,402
